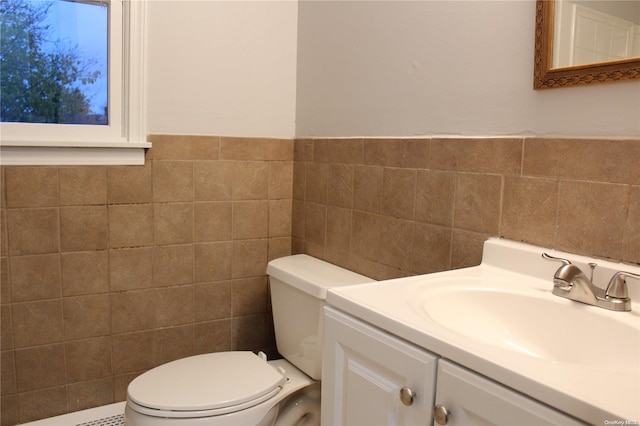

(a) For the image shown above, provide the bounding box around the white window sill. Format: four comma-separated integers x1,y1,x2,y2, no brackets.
0,141,152,166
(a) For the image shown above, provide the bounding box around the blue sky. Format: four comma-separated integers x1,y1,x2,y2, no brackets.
44,0,108,114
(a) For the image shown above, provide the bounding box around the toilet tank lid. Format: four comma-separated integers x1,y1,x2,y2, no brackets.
267,254,374,299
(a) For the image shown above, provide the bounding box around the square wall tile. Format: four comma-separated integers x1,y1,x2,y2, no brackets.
111,331,154,374
220,137,292,161
108,204,153,249
12,300,64,348
110,289,156,334
5,167,58,208
109,248,153,291
351,211,382,261
557,181,628,259
152,245,194,287
232,277,268,317
294,139,313,162
327,164,354,209
411,223,452,274
65,337,112,382
269,200,292,238
15,344,66,392
63,294,111,340
232,162,269,200
501,176,558,247
269,161,293,200
67,377,113,413
17,386,68,423
313,139,364,164
1,349,16,395
1,305,13,350
194,242,233,283
7,208,59,256
195,320,231,354
152,161,193,202
454,173,502,234
147,135,219,160
59,167,107,206
194,161,233,201
431,138,522,174
381,168,416,220
108,164,152,204
232,240,268,279
154,203,193,246
61,251,109,296
233,201,268,240
364,138,429,169
524,139,640,184
154,325,194,366
353,166,383,213
415,170,455,226
624,186,640,264
304,203,326,247
194,202,232,242
305,162,328,205
194,281,231,322
60,206,109,252
10,254,61,302
156,286,194,327
379,217,414,270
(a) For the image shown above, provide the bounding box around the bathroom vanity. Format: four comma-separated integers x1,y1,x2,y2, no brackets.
321,239,640,425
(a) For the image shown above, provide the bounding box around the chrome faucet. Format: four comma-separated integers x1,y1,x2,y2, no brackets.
542,253,639,312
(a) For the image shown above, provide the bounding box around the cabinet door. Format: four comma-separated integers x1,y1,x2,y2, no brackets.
322,306,438,426
434,360,585,426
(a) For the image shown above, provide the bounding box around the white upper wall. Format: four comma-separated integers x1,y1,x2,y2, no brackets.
145,1,640,139
146,0,298,138
295,0,640,138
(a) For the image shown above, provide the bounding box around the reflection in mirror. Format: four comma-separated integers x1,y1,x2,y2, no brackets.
534,0,640,89
553,0,640,68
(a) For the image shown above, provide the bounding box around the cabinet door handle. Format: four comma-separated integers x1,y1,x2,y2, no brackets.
433,405,450,425
399,387,415,406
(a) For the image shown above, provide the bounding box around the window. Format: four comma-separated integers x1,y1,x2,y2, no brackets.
0,0,149,165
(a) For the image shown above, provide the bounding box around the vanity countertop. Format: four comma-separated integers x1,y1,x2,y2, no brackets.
326,238,640,425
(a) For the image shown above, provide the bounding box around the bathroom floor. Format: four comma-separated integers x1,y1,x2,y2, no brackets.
77,414,124,426
20,402,125,426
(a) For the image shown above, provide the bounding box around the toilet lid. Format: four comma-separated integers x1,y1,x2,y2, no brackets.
127,352,286,414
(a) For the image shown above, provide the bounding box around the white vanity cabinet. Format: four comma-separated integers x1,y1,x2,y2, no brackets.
323,306,586,426
434,360,585,426
322,306,438,426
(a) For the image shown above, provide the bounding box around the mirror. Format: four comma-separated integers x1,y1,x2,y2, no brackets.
534,0,640,89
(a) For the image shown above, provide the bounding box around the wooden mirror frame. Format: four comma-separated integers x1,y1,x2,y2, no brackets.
534,0,640,89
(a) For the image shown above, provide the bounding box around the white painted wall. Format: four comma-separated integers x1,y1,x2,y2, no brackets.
146,0,298,138
295,0,640,138
145,1,639,139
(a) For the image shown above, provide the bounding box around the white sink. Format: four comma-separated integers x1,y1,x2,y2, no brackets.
409,277,639,372
327,238,640,424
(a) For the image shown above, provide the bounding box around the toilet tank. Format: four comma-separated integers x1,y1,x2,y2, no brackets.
267,255,374,380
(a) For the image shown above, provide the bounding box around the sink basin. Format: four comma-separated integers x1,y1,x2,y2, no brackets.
409,277,640,372
328,238,640,423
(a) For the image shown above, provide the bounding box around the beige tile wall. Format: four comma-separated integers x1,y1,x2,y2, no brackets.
292,138,640,280
1,135,639,424
0,135,293,425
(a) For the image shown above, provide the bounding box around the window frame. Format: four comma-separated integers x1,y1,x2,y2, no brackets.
0,0,150,165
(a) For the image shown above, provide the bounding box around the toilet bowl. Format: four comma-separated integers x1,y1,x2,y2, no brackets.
124,254,373,425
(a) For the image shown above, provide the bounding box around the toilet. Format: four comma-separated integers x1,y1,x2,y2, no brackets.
124,254,374,426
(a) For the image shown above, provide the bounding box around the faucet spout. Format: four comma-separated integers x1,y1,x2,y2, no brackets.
551,263,599,305
541,253,632,312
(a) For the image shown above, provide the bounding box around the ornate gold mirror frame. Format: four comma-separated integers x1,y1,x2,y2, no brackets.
534,0,640,89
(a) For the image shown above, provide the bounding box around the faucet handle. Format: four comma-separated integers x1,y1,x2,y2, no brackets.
605,271,640,299
541,253,571,265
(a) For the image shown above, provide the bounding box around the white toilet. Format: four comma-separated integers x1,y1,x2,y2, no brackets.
124,254,373,425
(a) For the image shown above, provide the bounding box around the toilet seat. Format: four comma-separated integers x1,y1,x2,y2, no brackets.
127,352,287,419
